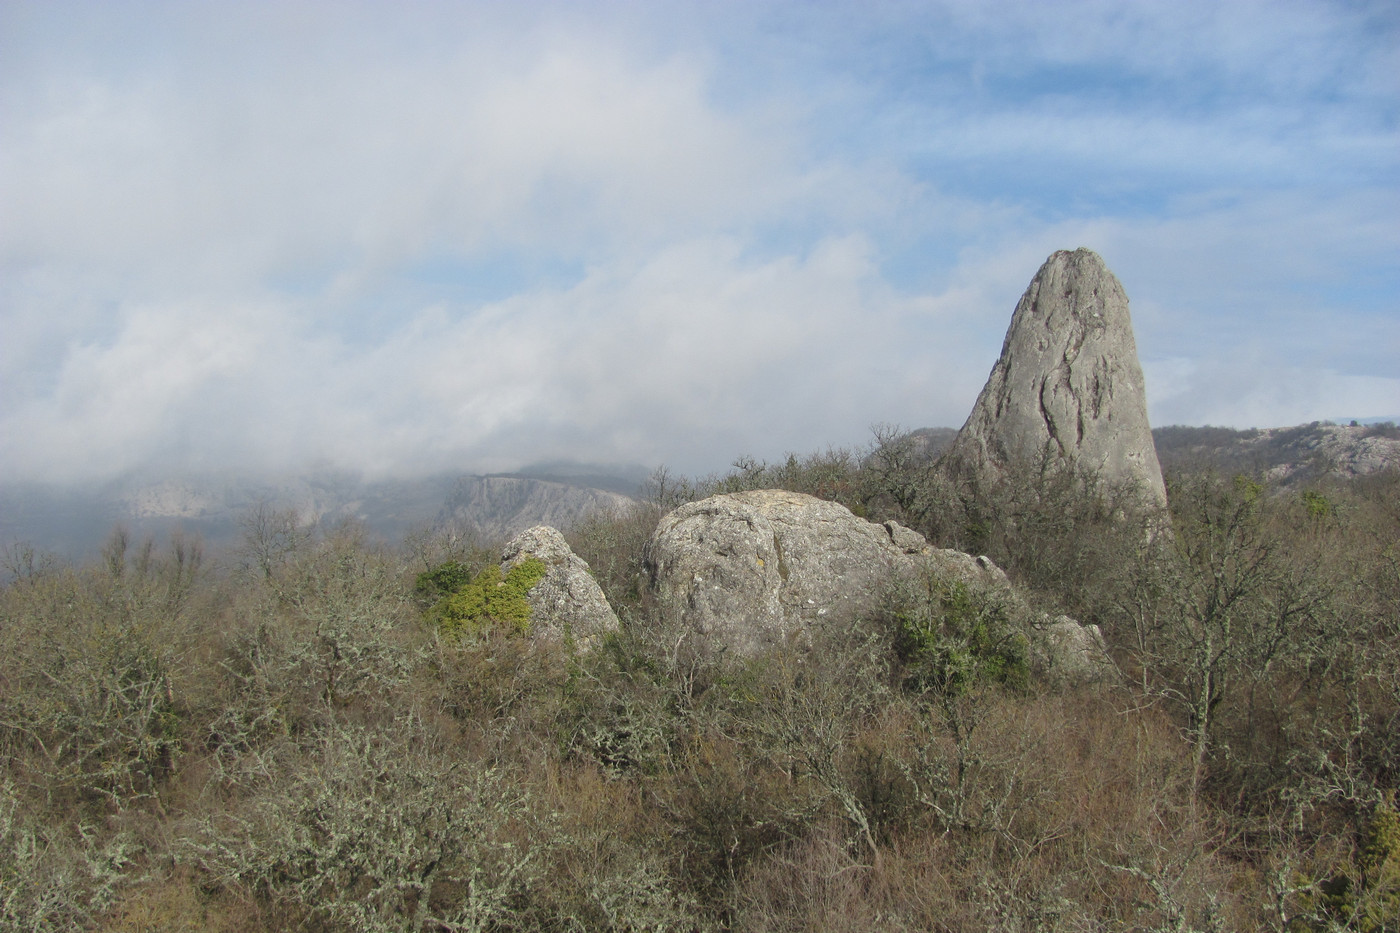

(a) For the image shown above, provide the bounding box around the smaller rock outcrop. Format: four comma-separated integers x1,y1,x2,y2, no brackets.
1029,616,1116,686
501,526,619,650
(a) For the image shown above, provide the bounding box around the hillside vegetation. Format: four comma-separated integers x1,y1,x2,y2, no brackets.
2,432,1398,932
1152,421,1400,485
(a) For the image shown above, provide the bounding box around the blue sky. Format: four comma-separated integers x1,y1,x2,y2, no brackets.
2,0,1397,483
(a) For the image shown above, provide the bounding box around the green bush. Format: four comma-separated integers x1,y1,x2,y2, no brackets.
1307,801,1400,932
412,559,477,605
890,576,1029,698
430,558,547,638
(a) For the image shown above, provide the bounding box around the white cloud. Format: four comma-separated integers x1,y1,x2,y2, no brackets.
0,33,793,278
2,299,276,479
1,0,1396,485
1146,356,1400,429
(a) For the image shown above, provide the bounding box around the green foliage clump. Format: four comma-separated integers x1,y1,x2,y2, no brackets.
1302,801,1400,932
890,576,1029,698
413,559,476,605
1356,803,1400,930
430,558,547,638
1299,487,1333,522
1333,802,1400,932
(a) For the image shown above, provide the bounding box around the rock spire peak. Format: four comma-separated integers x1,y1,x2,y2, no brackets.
943,248,1167,507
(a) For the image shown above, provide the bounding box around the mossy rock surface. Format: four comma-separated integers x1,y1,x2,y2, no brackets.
500,525,621,650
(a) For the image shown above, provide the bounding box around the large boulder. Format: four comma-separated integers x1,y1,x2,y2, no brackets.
501,525,619,650
644,490,1118,685
642,489,1010,656
943,248,1167,508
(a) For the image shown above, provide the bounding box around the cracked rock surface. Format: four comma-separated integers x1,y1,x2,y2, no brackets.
642,489,1010,656
943,248,1167,508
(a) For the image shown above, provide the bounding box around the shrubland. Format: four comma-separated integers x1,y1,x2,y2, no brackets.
2,437,1397,931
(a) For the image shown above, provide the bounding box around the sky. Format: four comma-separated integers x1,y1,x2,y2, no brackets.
2,0,1397,484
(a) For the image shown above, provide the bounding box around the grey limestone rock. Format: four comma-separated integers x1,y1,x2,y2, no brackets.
501,525,619,650
643,490,1008,656
1030,616,1117,686
944,248,1167,508
644,490,1121,684
884,520,930,553
1264,423,1400,483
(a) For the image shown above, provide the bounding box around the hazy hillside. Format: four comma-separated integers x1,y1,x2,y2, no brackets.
438,475,636,542
0,463,646,563
904,426,958,461
9,421,1396,565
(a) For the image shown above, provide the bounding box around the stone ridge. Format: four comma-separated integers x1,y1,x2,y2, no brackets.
1154,422,1400,485
944,248,1167,507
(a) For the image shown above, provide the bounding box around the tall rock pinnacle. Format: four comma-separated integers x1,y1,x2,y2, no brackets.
943,248,1167,507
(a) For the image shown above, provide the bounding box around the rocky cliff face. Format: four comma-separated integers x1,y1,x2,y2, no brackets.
439,476,634,542
943,248,1167,508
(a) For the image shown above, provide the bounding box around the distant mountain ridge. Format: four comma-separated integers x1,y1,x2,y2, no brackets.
0,464,644,563
903,421,1399,487
439,475,634,542
4,421,1395,565
1151,421,1400,484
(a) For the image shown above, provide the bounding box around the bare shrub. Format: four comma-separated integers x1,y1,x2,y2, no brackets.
657,733,816,908
856,423,944,526
2,454,1394,930
706,447,861,506
735,691,1249,931
1,778,135,931
189,713,537,932
531,761,706,931
567,501,666,613
0,532,202,809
